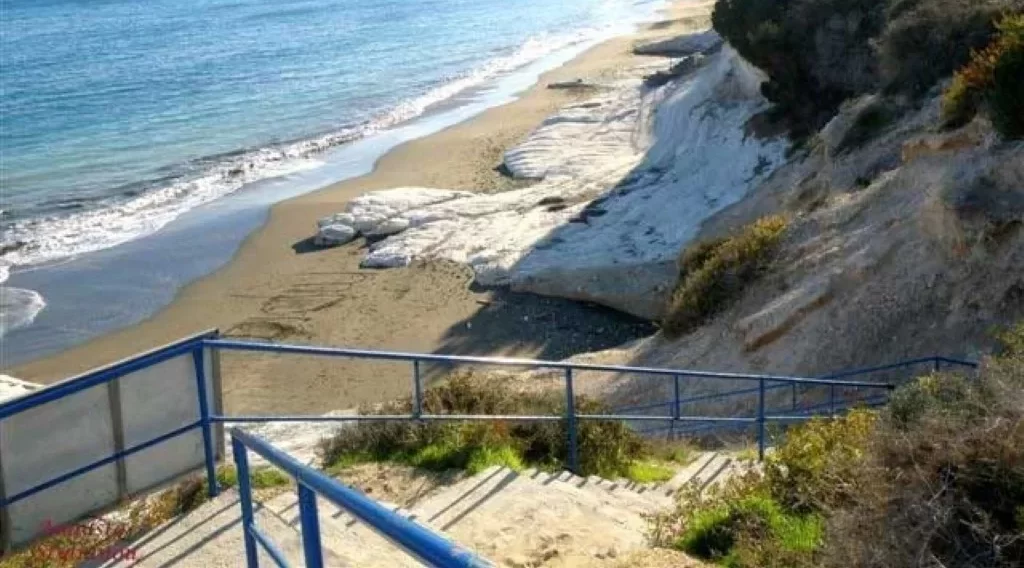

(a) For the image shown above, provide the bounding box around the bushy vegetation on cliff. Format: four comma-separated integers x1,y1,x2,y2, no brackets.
652,324,1024,567
317,372,690,482
663,216,788,338
943,13,1024,137
712,0,1024,136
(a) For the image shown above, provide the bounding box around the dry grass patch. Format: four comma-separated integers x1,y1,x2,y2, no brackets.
318,372,693,482
0,465,289,568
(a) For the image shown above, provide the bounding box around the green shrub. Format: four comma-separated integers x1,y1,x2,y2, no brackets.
663,216,788,338
317,373,648,479
711,0,1020,135
674,490,824,567
466,444,525,475
996,321,1024,356
764,410,876,515
250,467,290,489
878,0,1013,95
655,327,1024,568
627,460,676,483
823,341,1024,567
991,34,1024,138
653,411,873,566
712,0,884,135
942,13,1024,135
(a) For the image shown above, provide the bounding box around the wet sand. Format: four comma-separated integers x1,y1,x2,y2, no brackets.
10,3,706,414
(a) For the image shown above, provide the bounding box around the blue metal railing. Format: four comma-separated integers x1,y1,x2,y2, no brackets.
0,331,222,509
0,331,979,562
230,428,493,568
620,355,979,440
204,338,906,462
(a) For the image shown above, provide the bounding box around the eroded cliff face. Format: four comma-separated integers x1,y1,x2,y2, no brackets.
607,93,1023,409
311,31,788,321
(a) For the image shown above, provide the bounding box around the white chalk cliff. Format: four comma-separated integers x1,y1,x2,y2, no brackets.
315,36,787,319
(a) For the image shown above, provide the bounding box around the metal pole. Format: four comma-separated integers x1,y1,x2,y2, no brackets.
413,360,424,419
565,368,578,474
829,384,836,417
232,437,259,568
933,358,941,373
757,378,766,461
193,348,219,498
791,383,797,411
298,484,325,568
672,375,681,439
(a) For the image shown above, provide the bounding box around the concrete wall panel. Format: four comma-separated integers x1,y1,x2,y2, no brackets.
1,383,119,545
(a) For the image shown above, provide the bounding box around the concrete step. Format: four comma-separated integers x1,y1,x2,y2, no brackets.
405,467,653,567
524,469,672,514
518,469,663,520
104,488,346,567
693,453,736,491
659,451,740,495
263,490,422,567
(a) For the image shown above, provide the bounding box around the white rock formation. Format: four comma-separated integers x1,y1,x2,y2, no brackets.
633,30,722,57
0,374,39,403
314,224,357,247
314,36,788,319
314,188,473,246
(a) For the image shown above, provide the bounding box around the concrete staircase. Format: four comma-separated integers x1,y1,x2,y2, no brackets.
108,452,740,567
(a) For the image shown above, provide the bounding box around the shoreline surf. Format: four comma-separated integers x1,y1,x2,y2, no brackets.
5,2,702,418
0,2,667,354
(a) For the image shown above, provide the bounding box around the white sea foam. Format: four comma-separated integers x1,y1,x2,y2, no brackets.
0,263,46,338
0,21,642,275
0,3,663,338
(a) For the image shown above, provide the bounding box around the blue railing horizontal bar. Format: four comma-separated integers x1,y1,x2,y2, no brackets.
613,401,675,414
615,354,981,418
816,357,939,381
1,419,202,507
584,414,757,423
248,524,291,568
614,377,891,416
214,415,564,424
231,429,493,568
205,339,900,388
0,330,217,421
215,414,759,424
934,356,979,368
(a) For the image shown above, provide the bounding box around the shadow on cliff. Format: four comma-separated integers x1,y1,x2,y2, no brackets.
419,40,719,384
420,287,656,385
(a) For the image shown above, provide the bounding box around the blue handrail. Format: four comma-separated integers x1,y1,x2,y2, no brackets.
615,355,980,432
205,338,903,461
230,428,493,568
0,331,979,556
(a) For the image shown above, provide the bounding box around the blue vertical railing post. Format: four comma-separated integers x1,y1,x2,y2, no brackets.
791,383,797,411
672,375,681,440
565,368,578,474
757,378,766,461
933,357,941,373
298,484,324,568
829,384,836,417
193,347,219,498
413,360,423,419
232,437,259,568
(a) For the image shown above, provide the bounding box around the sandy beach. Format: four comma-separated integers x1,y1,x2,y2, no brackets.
10,3,709,414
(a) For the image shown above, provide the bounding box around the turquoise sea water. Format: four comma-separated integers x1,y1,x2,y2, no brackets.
0,0,663,362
